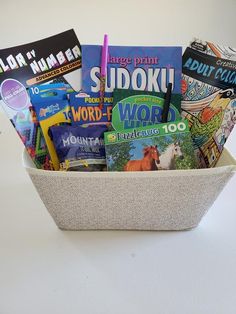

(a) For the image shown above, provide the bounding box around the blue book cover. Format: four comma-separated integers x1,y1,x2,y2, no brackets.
82,45,182,94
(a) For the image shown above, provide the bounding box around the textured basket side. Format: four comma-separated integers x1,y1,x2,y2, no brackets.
216,148,236,168
28,167,235,230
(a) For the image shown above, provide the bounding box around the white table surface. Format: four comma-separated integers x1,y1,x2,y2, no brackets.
1,1,236,313
1,109,236,314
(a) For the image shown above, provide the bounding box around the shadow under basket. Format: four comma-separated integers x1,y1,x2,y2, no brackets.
23,149,236,231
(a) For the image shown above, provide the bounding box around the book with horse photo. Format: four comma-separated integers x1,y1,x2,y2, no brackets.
104,120,197,171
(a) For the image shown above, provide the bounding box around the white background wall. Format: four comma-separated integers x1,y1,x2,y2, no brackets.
0,0,236,48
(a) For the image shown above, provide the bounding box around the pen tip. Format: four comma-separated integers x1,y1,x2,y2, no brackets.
103,34,108,45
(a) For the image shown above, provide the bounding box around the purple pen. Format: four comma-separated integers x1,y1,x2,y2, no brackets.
99,34,108,110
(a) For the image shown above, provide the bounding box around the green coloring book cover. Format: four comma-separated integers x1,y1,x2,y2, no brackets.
104,120,197,171
112,88,182,130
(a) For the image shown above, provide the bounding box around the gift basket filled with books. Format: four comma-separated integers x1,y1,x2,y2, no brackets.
1,30,236,230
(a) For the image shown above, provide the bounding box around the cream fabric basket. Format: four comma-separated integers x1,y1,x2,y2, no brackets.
23,149,236,230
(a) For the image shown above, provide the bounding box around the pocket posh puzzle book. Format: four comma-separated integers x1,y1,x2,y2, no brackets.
182,39,236,168
104,120,197,171
112,88,182,130
82,45,182,94
70,92,113,126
